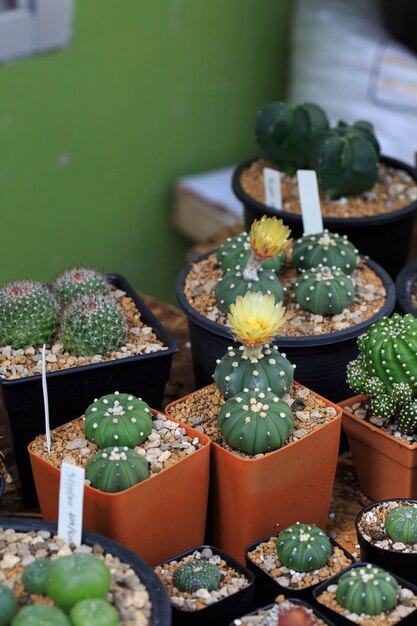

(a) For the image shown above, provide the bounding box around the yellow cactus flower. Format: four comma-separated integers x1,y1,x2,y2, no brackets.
249,216,291,259
228,292,286,348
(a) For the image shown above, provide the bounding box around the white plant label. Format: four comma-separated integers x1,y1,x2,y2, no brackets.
297,170,324,235
41,344,51,454
263,167,282,209
58,462,85,547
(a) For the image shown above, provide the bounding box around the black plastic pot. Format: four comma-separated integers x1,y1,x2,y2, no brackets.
0,474,4,507
395,259,417,315
0,516,171,625
229,599,336,625
244,532,354,607
232,156,417,278
156,545,255,626
0,273,178,506
176,254,395,402
355,499,417,585
312,562,417,625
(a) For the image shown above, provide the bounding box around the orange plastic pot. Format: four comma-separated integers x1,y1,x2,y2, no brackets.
341,394,417,500
166,386,342,562
29,411,210,566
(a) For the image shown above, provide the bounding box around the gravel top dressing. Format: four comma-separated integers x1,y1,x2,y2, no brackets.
358,501,417,554
344,399,417,446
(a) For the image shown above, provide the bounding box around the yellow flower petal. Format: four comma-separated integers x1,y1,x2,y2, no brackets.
249,216,291,259
228,292,286,347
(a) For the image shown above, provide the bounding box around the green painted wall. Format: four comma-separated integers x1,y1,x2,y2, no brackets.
0,0,293,303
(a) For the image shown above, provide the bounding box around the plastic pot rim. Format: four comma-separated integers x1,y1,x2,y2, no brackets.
176,252,396,348
232,155,417,229
395,259,417,315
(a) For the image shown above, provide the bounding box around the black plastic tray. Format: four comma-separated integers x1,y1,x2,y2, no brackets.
395,259,417,315
229,598,336,625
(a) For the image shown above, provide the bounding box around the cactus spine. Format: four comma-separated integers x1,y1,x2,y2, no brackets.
172,560,222,593
292,230,358,275
295,266,355,315
385,506,417,544
335,565,398,616
85,446,149,493
276,523,332,572
53,268,110,305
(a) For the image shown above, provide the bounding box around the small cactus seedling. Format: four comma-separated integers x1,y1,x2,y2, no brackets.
84,392,152,448
295,266,355,315
217,232,286,273
217,389,293,455
385,505,417,544
70,599,120,626
11,605,71,626
0,281,59,348
292,230,358,275
22,558,53,595
172,559,222,593
255,101,329,176
214,292,294,399
61,294,127,356
85,446,149,493
0,583,17,626
276,523,332,572
53,268,110,305
335,565,398,616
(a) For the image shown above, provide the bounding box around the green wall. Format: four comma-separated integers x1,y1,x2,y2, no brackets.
0,0,293,303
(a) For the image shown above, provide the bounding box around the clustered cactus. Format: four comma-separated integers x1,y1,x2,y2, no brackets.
172,559,222,594
53,268,110,305
335,565,398,616
276,523,332,572
347,313,417,434
385,505,417,544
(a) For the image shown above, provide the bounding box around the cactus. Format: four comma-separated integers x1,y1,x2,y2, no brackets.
215,266,284,314
70,599,119,626
292,231,358,275
0,281,59,348
385,506,417,544
84,392,152,448
22,559,52,595
276,523,332,572
11,606,71,626
53,268,110,305
217,233,286,273
85,446,149,493
308,121,379,199
0,584,17,626
217,389,293,454
61,294,127,356
46,554,111,612
335,565,398,616
255,102,329,176
172,560,222,593
295,266,355,315
338,120,381,158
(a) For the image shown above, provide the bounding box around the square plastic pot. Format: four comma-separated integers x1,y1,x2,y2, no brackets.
340,395,417,500
1,273,178,506
312,562,417,625
245,533,354,607
28,412,210,566
229,599,336,625
156,544,255,626
166,385,342,562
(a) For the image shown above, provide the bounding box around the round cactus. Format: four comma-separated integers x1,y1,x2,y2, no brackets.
276,523,332,572
335,565,398,616
172,560,222,593
385,505,417,544
46,554,111,612
61,294,127,356
0,583,17,626
397,401,417,434
70,599,119,626
0,281,59,348
22,559,53,595
53,268,110,305
217,389,293,455
370,394,396,419
84,392,152,448
292,231,358,275
215,266,284,314
295,266,355,315
217,233,286,273
11,605,71,626
346,358,368,394
86,446,149,493
214,344,294,399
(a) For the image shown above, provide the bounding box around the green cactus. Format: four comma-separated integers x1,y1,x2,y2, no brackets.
217,389,293,455
255,102,329,176
22,559,53,595
217,233,286,273
371,394,397,420
294,266,355,315
172,560,222,593
338,120,381,158
398,401,417,434
53,268,110,305
276,523,332,573
86,446,149,493
84,392,152,448
214,344,294,399
385,505,417,544
0,281,59,348
0,584,17,626
70,599,119,626
308,122,379,199
292,231,358,275
46,554,111,612
11,606,71,626
61,294,127,356
215,266,284,314
335,565,398,616
346,357,368,394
